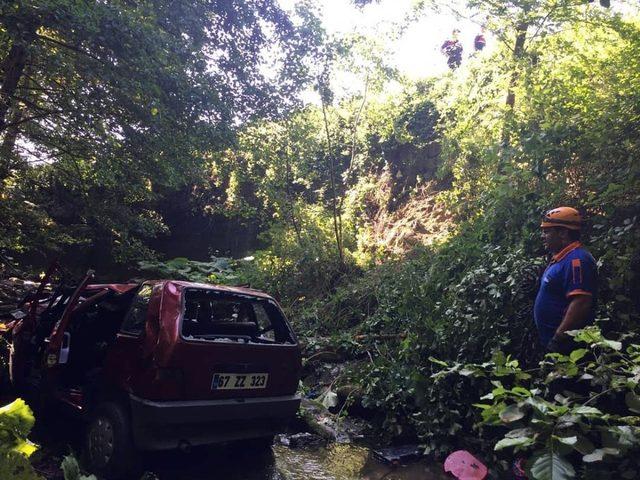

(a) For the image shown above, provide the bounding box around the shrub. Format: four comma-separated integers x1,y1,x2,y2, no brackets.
437,326,640,479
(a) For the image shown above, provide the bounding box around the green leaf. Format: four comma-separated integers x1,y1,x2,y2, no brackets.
554,436,577,446
506,427,535,438
0,399,36,442
572,406,602,416
526,397,550,415
11,441,36,457
428,357,448,367
569,349,588,362
0,451,42,480
61,455,97,480
582,448,620,463
529,452,576,480
495,436,534,451
600,339,622,351
500,404,525,423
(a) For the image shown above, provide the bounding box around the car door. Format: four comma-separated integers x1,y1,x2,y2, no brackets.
44,270,95,371
9,262,59,386
102,283,160,394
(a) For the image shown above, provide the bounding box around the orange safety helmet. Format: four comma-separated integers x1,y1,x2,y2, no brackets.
540,207,582,230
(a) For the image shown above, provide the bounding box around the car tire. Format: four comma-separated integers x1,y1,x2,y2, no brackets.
83,402,137,479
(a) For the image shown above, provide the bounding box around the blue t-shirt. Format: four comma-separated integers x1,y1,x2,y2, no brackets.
533,242,597,347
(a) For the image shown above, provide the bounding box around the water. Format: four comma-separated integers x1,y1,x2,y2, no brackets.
30,410,448,479
146,442,449,480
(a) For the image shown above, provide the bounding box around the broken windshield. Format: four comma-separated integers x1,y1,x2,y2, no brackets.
181,289,295,344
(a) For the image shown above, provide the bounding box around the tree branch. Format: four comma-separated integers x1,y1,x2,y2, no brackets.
36,34,105,64
3,110,63,129
320,94,344,265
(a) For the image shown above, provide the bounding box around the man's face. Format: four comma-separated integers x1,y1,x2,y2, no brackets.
541,227,566,254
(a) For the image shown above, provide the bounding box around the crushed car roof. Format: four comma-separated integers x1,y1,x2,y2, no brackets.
168,280,273,299
86,281,273,299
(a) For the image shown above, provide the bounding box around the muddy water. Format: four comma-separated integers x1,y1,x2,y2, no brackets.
30,408,448,479
146,442,449,480
273,443,448,480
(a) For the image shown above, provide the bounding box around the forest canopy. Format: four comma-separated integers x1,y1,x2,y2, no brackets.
0,0,322,263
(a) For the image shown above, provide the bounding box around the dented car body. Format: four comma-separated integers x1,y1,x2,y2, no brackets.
9,266,302,478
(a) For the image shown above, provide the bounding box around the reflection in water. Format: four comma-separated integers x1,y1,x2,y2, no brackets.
148,443,447,480
275,443,448,480
273,443,367,480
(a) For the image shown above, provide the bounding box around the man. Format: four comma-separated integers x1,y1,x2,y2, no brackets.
534,207,598,352
474,28,486,52
441,29,463,70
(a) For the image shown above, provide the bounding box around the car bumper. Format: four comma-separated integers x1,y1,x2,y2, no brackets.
129,394,301,450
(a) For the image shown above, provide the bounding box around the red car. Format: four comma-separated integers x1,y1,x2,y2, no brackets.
8,266,302,478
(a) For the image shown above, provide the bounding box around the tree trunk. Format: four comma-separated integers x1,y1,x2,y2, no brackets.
283,144,302,244
499,22,529,174
505,22,529,109
0,106,23,173
320,100,345,265
0,41,30,133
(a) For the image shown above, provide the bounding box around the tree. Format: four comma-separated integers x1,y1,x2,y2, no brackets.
0,0,320,263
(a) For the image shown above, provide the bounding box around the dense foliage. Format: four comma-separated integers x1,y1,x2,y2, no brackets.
0,0,321,265
0,398,40,479
231,2,640,476
2,0,640,478
435,327,640,479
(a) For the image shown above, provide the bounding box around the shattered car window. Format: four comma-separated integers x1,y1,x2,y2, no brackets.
181,289,294,344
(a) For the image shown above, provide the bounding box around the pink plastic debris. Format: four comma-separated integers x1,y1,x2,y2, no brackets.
443,450,488,480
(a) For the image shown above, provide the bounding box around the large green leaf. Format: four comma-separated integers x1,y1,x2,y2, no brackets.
494,436,535,451
529,452,576,480
569,349,588,362
582,448,620,463
499,404,525,423
0,399,37,457
61,455,97,480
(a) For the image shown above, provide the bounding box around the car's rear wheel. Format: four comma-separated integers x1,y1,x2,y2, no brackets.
83,402,136,479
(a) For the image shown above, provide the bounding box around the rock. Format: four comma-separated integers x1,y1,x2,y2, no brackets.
299,398,337,440
372,444,422,465
278,432,326,449
298,398,370,444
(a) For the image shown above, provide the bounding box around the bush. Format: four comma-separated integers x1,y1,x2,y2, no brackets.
0,399,41,480
437,326,640,479
137,256,242,285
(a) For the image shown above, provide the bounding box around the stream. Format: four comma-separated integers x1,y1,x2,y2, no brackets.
144,442,449,480
30,411,449,480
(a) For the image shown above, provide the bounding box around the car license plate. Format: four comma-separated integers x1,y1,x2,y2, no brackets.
211,373,269,390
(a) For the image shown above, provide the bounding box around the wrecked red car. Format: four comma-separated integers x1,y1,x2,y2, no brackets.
8,265,302,478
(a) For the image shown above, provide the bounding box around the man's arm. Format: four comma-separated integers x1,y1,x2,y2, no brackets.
548,295,592,352
556,295,593,336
